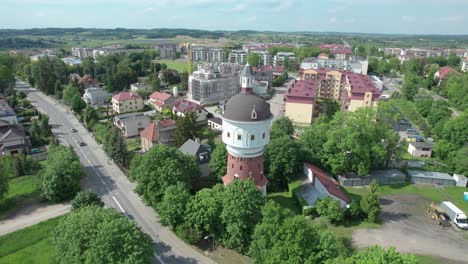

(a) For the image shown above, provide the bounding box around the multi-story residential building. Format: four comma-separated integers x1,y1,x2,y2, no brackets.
172,98,208,123
320,44,353,60
251,50,272,66
82,87,110,106
229,50,248,64
140,119,176,151
111,92,144,114
301,57,369,75
0,120,30,156
71,47,94,58
191,46,225,63
273,52,296,67
285,70,380,124
114,113,151,138
148,91,176,112
155,43,177,59
242,43,296,51
462,58,468,72
188,63,242,105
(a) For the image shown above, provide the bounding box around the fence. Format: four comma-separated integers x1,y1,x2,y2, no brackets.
338,169,407,187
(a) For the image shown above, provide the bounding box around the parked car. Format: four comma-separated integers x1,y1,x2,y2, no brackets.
79,141,86,146
71,128,78,133
406,128,418,134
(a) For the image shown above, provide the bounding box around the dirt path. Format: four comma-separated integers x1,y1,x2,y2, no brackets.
0,203,70,236
353,194,468,263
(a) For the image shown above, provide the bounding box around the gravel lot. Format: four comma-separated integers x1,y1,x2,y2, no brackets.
353,194,468,263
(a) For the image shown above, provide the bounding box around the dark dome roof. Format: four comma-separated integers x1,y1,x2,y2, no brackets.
223,93,272,122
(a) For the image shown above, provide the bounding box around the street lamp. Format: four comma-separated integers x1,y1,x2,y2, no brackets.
204,234,215,264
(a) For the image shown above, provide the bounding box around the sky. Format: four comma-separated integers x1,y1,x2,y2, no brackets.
1,0,467,35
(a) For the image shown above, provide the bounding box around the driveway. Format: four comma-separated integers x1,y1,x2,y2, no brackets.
0,203,70,236
353,194,468,263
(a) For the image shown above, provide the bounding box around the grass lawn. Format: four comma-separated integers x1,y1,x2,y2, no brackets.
266,180,304,215
0,215,63,264
345,184,468,214
414,255,444,264
0,175,42,219
126,137,142,152
154,59,193,72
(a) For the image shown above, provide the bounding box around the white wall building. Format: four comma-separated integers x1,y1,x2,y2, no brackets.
273,52,296,67
301,57,369,75
230,50,248,64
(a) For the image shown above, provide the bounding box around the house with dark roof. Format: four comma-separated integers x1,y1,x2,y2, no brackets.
0,101,18,124
208,117,222,131
149,92,176,112
172,98,208,123
140,119,176,151
178,139,211,164
111,92,144,114
0,120,31,156
300,162,350,208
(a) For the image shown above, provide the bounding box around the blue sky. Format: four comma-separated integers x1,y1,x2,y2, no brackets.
1,0,467,34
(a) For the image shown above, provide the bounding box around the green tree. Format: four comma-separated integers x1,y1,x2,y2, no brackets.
184,185,225,241
448,146,468,176
444,73,468,111
71,190,104,211
62,84,81,105
270,117,294,139
179,71,189,91
0,160,9,200
433,139,457,160
129,144,200,206
247,53,260,67
41,146,85,202
175,112,203,147
447,53,461,67
401,73,420,101
300,117,330,167
151,74,161,91
441,113,468,148
265,136,303,191
157,182,191,228
221,180,265,252
71,94,86,113
209,143,227,179
360,180,381,223
329,246,417,264
83,106,99,128
104,126,128,167
315,196,344,223
0,65,15,94
427,100,451,128
414,96,433,117
52,206,153,264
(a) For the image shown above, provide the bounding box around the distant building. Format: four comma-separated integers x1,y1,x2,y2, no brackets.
148,91,176,112
111,92,144,114
0,120,31,156
286,70,380,124
82,87,109,106
320,44,352,60
434,66,459,86
188,63,241,105
462,58,468,72
302,162,350,207
130,83,152,94
140,119,176,151
230,50,248,64
0,101,17,124
208,117,222,131
30,53,56,62
155,43,177,59
61,57,82,66
191,46,225,63
252,66,273,89
114,113,151,138
251,50,273,66
172,98,208,123
71,47,94,58
300,57,368,75
273,52,296,67
408,142,433,158
178,139,211,164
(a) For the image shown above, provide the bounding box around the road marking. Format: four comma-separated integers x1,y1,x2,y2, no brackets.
112,196,127,214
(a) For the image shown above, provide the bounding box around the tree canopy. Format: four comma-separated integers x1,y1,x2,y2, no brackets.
71,190,104,211
270,117,294,139
209,143,227,179
157,182,191,228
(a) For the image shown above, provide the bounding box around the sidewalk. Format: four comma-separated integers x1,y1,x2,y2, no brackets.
0,203,70,236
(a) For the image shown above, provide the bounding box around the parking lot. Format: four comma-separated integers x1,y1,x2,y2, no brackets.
353,194,468,263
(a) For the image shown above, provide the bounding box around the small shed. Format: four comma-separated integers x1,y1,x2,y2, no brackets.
408,170,456,186
453,174,468,187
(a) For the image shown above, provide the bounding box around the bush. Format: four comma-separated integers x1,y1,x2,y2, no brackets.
315,196,344,223
175,223,200,245
360,180,381,223
71,190,104,211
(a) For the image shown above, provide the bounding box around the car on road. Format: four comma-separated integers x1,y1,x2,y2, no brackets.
78,141,86,146
406,128,418,134
71,128,78,132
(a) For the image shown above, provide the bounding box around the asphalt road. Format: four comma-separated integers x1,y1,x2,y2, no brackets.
15,80,212,264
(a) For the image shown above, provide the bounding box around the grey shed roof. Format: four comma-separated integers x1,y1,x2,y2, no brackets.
409,142,433,149
179,139,209,156
222,93,272,122
408,170,454,181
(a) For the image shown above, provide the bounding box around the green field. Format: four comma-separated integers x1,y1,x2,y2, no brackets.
154,59,193,72
0,215,63,264
0,175,42,219
345,184,468,215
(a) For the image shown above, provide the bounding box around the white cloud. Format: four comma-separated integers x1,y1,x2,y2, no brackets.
401,16,416,22
230,3,247,12
329,16,337,24
247,15,257,22
440,15,464,22
35,11,46,17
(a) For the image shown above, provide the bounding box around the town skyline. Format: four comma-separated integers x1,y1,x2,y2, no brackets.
1,0,468,35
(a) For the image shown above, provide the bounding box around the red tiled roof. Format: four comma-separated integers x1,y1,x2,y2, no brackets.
140,123,157,142
304,162,350,203
150,91,172,102
112,92,141,101
437,66,458,80
173,98,203,113
159,119,176,128
345,72,381,95
285,79,316,104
